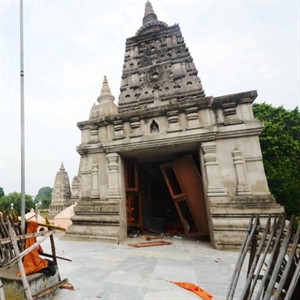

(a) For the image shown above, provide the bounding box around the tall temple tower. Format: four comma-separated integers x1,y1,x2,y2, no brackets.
49,163,72,219
65,1,284,249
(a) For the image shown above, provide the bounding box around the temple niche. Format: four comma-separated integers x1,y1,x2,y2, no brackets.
65,1,284,249
49,163,72,219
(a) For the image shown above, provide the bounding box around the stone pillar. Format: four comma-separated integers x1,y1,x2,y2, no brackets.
186,107,201,130
232,147,251,195
106,153,121,201
166,110,182,133
89,124,99,143
113,119,124,140
90,164,100,199
129,117,143,137
201,142,227,196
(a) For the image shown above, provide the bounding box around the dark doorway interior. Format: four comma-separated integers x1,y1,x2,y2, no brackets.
125,152,209,239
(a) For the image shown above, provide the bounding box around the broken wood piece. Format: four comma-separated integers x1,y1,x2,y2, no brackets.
61,282,75,290
32,278,69,299
128,240,172,247
146,236,161,241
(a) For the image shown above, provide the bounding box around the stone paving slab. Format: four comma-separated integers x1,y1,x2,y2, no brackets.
42,235,248,300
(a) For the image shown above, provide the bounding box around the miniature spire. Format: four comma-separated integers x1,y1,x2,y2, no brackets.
60,162,65,172
136,1,168,36
97,75,115,104
143,0,158,26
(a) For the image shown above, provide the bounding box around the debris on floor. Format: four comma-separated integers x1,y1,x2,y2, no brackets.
61,282,75,290
128,240,172,247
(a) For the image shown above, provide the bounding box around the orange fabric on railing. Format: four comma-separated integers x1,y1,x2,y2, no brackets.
17,221,48,276
173,281,213,300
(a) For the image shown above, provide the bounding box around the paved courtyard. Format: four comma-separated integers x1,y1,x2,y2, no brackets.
41,234,248,300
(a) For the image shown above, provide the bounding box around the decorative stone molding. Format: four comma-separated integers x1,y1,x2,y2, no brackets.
106,153,121,201
113,119,125,140
222,101,243,125
104,132,216,153
186,107,201,130
129,117,143,137
89,123,99,143
232,147,251,195
201,142,227,196
90,164,100,199
166,110,182,133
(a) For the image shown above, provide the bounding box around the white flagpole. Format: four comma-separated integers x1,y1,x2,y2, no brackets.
20,0,25,234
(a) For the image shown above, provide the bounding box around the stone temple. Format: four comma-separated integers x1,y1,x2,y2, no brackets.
49,163,72,219
65,1,284,249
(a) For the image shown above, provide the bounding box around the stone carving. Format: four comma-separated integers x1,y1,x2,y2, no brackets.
106,153,121,201
118,1,205,113
232,146,251,195
201,142,227,197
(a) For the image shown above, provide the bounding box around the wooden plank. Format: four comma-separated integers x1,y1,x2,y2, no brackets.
32,278,69,300
5,231,54,268
271,218,300,300
128,240,172,247
263,216,294,299
226,215,258,300
241,215,271,300
254,215,286,300
0,231,52,245
8,222,33,300
45,216,58,267
172,155,209,236
285,248,300,299
247,216,279,299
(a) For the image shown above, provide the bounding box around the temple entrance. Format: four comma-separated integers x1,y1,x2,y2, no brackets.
124,153,209,239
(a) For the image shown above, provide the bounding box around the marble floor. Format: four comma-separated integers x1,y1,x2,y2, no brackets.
42,235,248,300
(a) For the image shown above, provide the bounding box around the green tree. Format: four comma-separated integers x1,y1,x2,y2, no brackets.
34,186,52,209
0,192,36,215
0,187,4,198
253,103,300,217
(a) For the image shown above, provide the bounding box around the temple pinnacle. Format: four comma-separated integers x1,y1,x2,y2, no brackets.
143,0,158,25
97,75,115,104
60,162,65,172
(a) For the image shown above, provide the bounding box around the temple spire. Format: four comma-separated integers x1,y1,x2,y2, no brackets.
60,162,65,172
136,1,168,36
143,0,158,25
97,75,115,104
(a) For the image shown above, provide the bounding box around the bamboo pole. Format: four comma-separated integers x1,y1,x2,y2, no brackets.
45,216,58,266
8,223,32,300
5,230,54,269
240,215,271,300
0,278,6,300
263,216,294,299
272,221,300,299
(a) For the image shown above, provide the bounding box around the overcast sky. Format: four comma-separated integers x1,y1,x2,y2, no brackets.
1,0,299,197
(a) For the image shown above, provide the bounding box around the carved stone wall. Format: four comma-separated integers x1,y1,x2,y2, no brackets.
49,163,72,219
65,1,284,249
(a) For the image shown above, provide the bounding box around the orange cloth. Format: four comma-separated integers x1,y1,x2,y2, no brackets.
17,221,48,276
173,281,213,300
